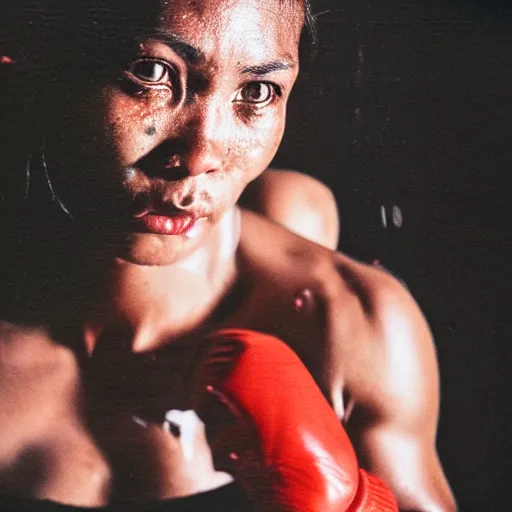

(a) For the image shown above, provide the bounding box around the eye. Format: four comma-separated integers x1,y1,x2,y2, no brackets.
235,82,279,105
129,59,171,84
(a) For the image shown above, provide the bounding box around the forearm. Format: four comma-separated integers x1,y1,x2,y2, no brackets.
350,425,455,512
361,455,457,512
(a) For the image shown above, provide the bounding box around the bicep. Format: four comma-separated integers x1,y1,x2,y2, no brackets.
350,417,455,511
347,275,456,511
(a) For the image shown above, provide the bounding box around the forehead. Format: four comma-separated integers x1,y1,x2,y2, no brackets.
155,0,304,65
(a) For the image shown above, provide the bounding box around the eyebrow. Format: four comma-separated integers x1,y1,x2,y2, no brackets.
241,60,295,75
145,31,204,65
141,32,295,76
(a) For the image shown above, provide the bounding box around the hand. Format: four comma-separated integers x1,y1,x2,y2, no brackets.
127,409,233,500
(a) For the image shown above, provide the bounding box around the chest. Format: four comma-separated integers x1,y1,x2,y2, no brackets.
0,344,111,506
216,274,367,428
0,278,362,504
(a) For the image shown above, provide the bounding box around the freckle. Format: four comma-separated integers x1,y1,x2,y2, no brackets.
145,126,157,136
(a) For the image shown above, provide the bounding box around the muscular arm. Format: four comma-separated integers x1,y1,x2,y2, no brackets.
240,169,340,250
344,271,457,512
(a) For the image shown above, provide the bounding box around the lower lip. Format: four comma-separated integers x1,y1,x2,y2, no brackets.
135,213,196,236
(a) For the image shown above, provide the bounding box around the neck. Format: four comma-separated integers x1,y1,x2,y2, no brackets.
79,208,241,355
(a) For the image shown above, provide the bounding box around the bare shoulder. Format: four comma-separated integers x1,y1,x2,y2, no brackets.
239,206,435,366
240,209,437,411
239,207,343,293
332,253,455,511
0,321,76,369
333,251,432,341
330,253,439,427
250,169,336,202
240,169,339,249
239,210,382,355
239,207,410,322
239,215,454,509
0,321,79,419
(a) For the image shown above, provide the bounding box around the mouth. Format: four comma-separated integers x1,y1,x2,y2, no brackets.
132,211,201,236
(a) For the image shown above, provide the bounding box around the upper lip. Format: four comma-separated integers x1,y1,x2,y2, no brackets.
132,208,209,226
133,209,187,219
127,188,210,220
131,201,192,219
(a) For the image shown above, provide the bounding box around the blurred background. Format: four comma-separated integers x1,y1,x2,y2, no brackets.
272,0,511,509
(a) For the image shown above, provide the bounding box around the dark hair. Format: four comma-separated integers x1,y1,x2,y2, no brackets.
304,0,317,45
3,0,316,71
1,0,317,205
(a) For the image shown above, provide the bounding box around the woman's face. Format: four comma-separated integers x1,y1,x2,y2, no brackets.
46,0,304,265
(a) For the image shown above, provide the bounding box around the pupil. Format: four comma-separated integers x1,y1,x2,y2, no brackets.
247,83,263,101
136,61,163,81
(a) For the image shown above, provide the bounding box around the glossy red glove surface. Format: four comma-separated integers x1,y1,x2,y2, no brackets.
191,329,398,512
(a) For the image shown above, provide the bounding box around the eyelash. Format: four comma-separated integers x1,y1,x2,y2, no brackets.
234,82,282,108
125,58,175,89
124,59,282,109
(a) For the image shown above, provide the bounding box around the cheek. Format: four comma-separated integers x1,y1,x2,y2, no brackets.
233,107,286,175
103,87,173,165
102,87,286,177
198,109,286,213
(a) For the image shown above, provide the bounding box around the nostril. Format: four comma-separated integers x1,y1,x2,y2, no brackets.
180,194,194,207
206,169,216,174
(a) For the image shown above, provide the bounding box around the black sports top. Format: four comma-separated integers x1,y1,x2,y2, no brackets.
1,483,252,512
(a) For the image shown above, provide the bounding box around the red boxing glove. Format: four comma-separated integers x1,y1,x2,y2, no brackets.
190,329,398,512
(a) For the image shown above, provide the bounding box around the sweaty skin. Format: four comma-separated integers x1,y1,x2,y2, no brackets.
242,169,340,250
0,0,455,510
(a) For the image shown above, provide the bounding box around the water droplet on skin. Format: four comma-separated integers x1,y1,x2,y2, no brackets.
293,289,314,315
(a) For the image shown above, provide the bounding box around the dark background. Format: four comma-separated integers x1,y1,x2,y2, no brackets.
272,0,511,509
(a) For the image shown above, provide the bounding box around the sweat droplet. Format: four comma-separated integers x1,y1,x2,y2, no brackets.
293,288,314,315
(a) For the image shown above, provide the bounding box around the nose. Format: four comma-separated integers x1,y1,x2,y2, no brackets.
179,100,230,177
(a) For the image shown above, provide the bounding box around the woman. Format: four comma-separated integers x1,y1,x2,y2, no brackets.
0,0,336,505
1,15,339,252
0,0,455,510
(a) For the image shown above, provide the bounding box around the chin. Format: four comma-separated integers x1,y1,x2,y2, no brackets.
119,232,199,266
